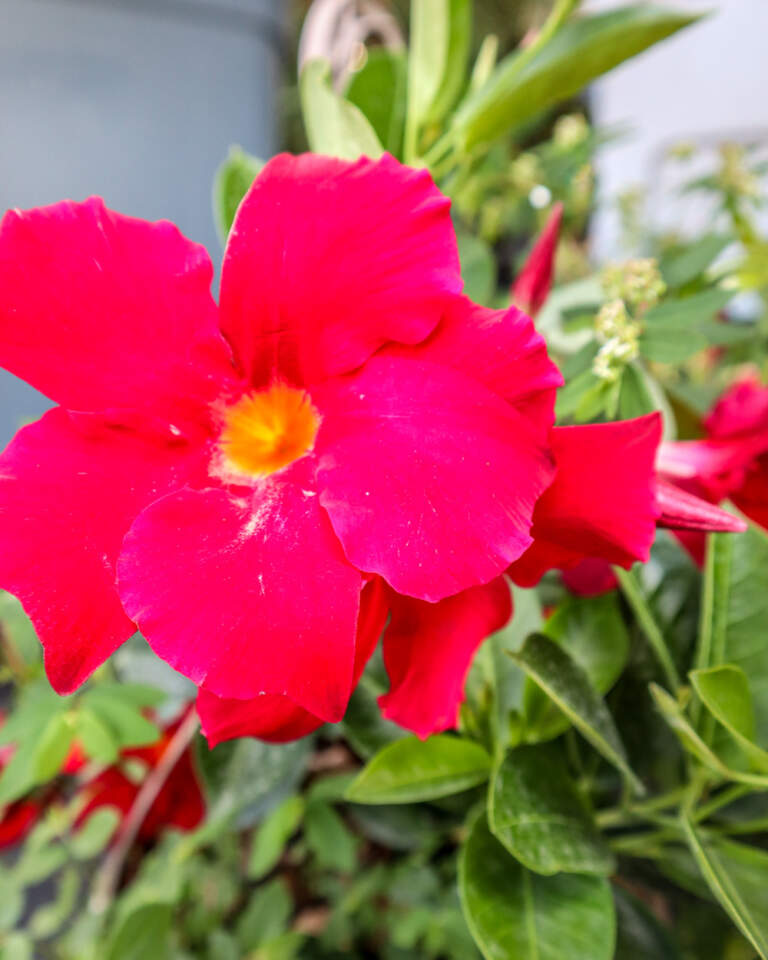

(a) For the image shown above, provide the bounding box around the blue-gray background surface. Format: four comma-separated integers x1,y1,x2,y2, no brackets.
0,0,283,443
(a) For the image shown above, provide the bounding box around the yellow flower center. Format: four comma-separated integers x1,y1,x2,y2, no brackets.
219,383,319,478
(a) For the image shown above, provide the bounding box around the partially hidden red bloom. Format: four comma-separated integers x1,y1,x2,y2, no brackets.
0,153,727,746
75,713,204,842
660,373,768,525
0,721,43,848
512,203,563,317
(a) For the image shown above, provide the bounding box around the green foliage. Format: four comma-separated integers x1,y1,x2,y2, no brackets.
212,145,263,243
346,735,491,804
451,6,701,148
460,812,615,960
300,59,384,161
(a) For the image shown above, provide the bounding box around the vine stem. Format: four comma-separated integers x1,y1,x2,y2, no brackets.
89,708,201,915
613,566,681,691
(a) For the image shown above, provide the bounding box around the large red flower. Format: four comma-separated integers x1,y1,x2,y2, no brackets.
0,152,705,745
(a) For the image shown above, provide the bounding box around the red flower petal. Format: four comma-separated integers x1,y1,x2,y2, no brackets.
197,578,389,747
314,354,555,601
0,409,208,693
656,479,747,533
561,558,618,596
0,198,235,423
219,153,461,387
378,578,512,739
0,799,41,849
118,481,362,722
705,374,768,438
397,296,563,434
512,203,563,317
510,415,661,586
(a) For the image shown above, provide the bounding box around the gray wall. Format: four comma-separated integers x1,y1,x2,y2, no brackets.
0,0,284,443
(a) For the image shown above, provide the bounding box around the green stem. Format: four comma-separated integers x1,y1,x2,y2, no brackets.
694,783,752,823
596,786,688,829
692,532,732,739
613,566,681,691
609,827,678,857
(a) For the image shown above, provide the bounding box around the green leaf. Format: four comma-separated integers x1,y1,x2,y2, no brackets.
300,59,383,161
619,363,659,419
459,812,616,960
212,146,263,244
346,734,491,804
649,683,768,788
248,795,304,880
32,712,76,782
0,932,34,960
511,634,643,794
345,49,407,156
405,0,471,157
81,692,159,749
456,229,495,305
683,821,768,959
525,593,630,741
690,665,768,771
453,6,700,148
107,903,173,960
70,808,120,860
660,234,731,288
643,287,733,328
489,744,614,876
236,878,292,950
614,887,682,959
76,708,119,765
639,325,708,363
698,522,768,743
304,800,359,873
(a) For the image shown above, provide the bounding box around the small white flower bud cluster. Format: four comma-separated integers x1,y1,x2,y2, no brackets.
591,259,664,383
601,259,666,312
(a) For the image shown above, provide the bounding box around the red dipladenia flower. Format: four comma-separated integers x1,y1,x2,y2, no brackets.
0,153,691,744
657,373,768,562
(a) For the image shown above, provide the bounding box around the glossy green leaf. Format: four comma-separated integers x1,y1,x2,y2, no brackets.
406,0,471,156
248,795,304,880
213,146,263,244
460,812,615,960
345,49,407,156
512,634,643,793
525,593,630,740
614,887,682,959
346,735,491,804
691,666,768,771
300,59,383,161
489,744,614,876
683,821,768,959
452,6,700,148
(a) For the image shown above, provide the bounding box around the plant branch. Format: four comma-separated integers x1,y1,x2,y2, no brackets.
89,708,200,915
614,566,681,691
